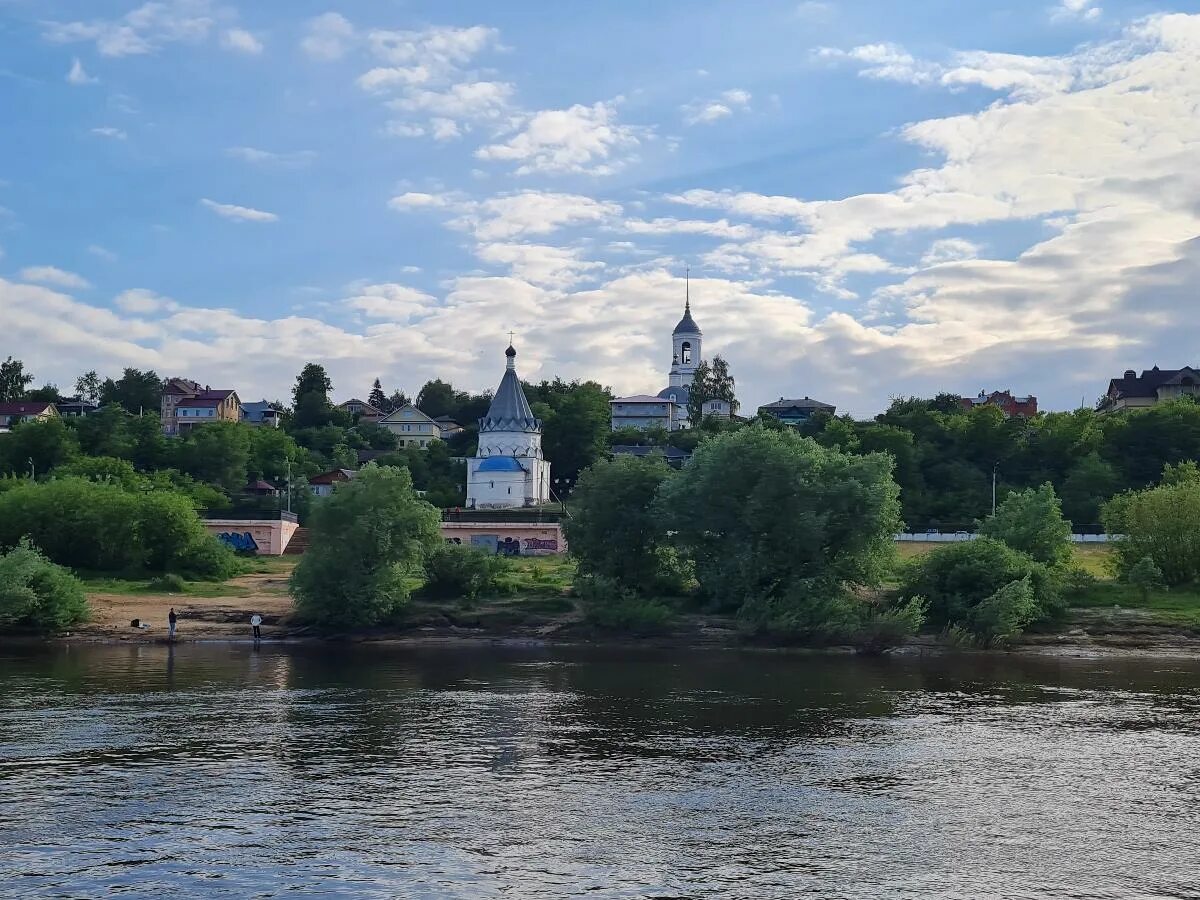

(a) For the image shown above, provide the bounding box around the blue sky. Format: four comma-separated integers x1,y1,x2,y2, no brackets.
3,0,1200,415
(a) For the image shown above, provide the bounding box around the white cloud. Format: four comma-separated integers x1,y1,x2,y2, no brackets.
66,57,97,85
624,217,758,240
388,191,455,210
921,238,981,267
225,147,317,167
1054,0,1102,22
300,12,354,61
91,126,127,140
476,100,644,176
199,199,279,222
88,245,118,263
390,190,621,241
343,283,435,321
388,81,514,121
43,1,217,57
384,122,426,138
682,89,752,125
430,118,461,141
20,266,91,290
221,28,262,55
114,288,178,314
816,43,940,85
476,243,604,289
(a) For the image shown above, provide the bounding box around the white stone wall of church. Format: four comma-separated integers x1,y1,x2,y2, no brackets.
466,459,552,508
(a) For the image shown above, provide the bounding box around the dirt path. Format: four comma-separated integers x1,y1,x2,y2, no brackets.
75,572,296,642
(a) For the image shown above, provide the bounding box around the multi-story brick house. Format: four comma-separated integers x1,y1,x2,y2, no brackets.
960,390,1038,417
161,378,242,435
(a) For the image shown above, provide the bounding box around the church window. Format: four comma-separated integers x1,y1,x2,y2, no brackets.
681,341,692,364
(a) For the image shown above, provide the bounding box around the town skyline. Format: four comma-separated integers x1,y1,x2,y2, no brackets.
3,1,1200,416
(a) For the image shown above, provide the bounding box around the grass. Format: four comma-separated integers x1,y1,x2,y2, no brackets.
1068,581,1200,630
77,556,298,598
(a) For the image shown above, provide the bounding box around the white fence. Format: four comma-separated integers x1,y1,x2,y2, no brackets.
894,531,1115,543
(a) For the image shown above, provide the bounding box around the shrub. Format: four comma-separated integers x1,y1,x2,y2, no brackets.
899,537,1060,640
1126,555,1164,603
969,576,1038,646
0,477,238,577
147,573,187,593
1103,481,1200,586
576,575,674,633
421,543,508,602
737,578,864,645
291,465,441,627
856,596,927,655
0,540,89,632
979,483,1072,566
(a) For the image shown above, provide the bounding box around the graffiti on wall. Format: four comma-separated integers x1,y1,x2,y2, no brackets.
523,538,558,552
217,531,259,553
497,537,522,556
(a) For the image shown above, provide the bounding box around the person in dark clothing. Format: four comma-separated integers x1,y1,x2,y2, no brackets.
167,607,178,641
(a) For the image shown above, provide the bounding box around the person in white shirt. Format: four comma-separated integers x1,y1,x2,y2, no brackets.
250,613,263,641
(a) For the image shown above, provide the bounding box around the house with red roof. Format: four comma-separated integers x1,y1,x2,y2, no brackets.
0,401,58,432
161,377,242,435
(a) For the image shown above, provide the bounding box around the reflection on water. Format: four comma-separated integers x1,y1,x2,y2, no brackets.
2,643,1200,898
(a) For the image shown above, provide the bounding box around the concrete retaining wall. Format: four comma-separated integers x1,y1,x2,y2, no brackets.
204,518,300,555
441,522,566,556
894,531,1115,543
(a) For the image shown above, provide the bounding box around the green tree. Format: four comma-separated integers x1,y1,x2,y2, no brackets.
415,379,459,419
178,421,252,492
0,416,78,477
0,357,34,401
291,465,442,627
291,363,336,428
1103,480,1200,586
979,482,1072,566
528,379,613,485
657,426,902,612
368,378,389,412
1059,453,1121,525
970,576,1038,646
0,539,89,633
99,368,161,414
566,454,680,594
1126,555,1164,603
74,370,102,403
899,537,1060,635
25,384,63,403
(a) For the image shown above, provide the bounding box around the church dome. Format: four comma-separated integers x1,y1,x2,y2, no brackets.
657,385,690,405
479,344,541,434
672,301,701,335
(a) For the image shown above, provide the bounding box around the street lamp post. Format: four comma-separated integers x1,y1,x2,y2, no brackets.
992,463,998,516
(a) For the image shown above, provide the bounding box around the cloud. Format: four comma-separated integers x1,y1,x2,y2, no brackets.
624,217,758,240
199,199,279,222
921,238,981,267
390,190,621,241
300,12,354,61
388,191,455,210
20,266,91,289
1054,0,1102,21
91,126,127,140
389,81,514,121
43,0,217,57
796,1,833,20
815,43,940,85
114,288,178,314
682,89,752,125
475,243,604,289
221,28,262,55
66,57,97,85
225,147,317,167
342,283,435,321
430,118,461,141
476,100,645,176
88,245,118,263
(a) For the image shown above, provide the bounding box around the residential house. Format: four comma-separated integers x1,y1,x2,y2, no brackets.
961,390,1038,417
610,395,686,432
337,398,384,422
757,397,837,426
610,444,692,469
434,415,464,440
242,400,283,428
379,404,442,448
162,378,242,435
56,399,99,417
0,401,58,432
308,468,357,497
1099,367,1200,413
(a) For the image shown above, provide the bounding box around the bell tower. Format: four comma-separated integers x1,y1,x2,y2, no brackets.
671,271,702,384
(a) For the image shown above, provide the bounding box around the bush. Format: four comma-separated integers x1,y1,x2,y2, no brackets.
979,483,1072,566
0,540,89,632
856,596,927,655
970,576,1038,646
147,573,187,593
0,477,238,577
421,543,508,602
899,538,1060,640
1126,555,1164,603
576,575,674,633
292,465,441,627
737,578,864,645
1103,481,1200,586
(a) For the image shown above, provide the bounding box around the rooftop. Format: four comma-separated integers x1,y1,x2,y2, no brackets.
0,401,55,415
758,397,836,411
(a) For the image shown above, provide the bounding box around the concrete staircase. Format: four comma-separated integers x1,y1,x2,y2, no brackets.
283,527,310,555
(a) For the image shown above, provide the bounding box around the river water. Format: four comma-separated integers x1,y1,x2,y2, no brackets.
2,643,1200,899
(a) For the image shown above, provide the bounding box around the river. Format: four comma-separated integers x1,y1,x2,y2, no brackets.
2,643,1199,898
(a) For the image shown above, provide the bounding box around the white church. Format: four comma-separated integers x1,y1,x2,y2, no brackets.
465,344,552,509
609,292,735,432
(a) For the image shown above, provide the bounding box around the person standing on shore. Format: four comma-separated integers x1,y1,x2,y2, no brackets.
250,613,262,641
167,607,178,641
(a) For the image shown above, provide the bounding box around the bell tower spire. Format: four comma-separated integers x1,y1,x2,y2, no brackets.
671,267,702,382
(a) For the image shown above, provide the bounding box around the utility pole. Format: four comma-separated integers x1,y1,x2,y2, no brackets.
285,456,292,514
28,457,35,481
992,463,998,516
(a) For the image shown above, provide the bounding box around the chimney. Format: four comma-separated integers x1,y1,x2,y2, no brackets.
1124,369,1135,379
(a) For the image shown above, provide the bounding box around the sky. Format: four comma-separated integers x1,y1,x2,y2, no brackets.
2,0,1200,416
